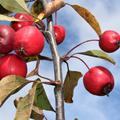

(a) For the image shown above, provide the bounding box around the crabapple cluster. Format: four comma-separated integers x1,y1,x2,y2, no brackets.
83,30,120,96
0,12,119,97
0,13,66,80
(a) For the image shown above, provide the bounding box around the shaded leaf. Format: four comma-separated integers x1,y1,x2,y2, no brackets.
14,82,38,120
0,14,20,21
31,0,43,17
34,81,54,111
24,55,52,62
0,5,10,14
0,75,29,107
31,106,44,120
63,71,82,103
70,4,101,36
0,0,30,13
80,50,115,65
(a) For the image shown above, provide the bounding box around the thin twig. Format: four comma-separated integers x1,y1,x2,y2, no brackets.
63,60,71,81
37,74,54,82
65,39,99,57
28,80,61,86
69,55,90,70
44,116,48,120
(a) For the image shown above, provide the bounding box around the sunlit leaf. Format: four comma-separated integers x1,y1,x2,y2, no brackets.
70,4,101,36
63,71,82,103
14,79,54,112
0,14,20,21
0,75,29,107
14,82,38,120
35,12,45,22
0,0,30,13
14,97,44,120
80,50,115,65
34,81,54,111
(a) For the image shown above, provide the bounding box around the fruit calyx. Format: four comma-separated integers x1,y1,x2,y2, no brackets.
102,83,113,96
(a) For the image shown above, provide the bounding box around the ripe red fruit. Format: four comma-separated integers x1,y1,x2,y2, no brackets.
0,25,15,54
83,66,114,96
13,26,44,56
99,30,120,53
0,54,27,79
53,25,66,45
11,13,34,31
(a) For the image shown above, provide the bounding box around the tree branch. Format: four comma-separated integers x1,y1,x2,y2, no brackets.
41,0,65,120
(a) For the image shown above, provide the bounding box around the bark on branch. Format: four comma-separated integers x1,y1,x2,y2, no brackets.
40,0,65,18
41,0,65,120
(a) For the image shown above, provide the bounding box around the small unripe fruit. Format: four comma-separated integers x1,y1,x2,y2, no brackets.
0,25,15,54
83,66,114,96
13,26,44,56
0,54,27,79
99,30,120,53
11,13,34,31
53,25,66,45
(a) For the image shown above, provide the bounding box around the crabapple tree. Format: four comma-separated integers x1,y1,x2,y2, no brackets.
0,0,119,120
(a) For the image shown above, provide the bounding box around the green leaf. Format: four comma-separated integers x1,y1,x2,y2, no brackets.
14,82,38,120
24,55,52,62
63,71,82,103
80,50,116,65
34,81,54,111
0,0,30,13
31,0,43,17
0,14,20,21
70,4,101,36
0,75,29,107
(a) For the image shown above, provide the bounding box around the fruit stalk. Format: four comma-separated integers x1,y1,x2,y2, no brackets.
41,0,65,120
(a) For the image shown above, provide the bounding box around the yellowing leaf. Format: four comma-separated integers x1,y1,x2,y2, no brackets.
70,4,101,36
63,71,82,103
0,75,29,107
14,82,38,120
14,97,44,120
0,0,30,13
0,14,20,21
35,12,45,22
80,50,116,65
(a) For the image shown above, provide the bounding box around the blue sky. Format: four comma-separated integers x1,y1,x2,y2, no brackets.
1,0,120,120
